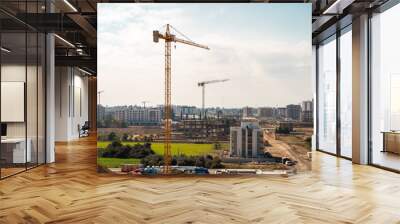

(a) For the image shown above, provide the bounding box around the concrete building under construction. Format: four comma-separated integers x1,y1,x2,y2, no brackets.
230,118,264,158
176,118,237,141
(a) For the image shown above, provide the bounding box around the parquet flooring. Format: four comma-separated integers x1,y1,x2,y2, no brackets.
1,135,400,223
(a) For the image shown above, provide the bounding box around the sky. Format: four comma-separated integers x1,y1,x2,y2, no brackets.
98,3,312,108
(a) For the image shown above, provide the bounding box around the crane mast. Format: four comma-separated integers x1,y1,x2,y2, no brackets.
197,79,229,119
153,24,209,174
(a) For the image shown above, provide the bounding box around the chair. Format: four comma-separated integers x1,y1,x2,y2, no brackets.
79,121,90,138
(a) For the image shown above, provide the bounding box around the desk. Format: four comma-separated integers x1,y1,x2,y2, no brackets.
382,131,400,154
1,138,31,164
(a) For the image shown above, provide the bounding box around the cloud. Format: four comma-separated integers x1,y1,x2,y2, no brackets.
98,4,312,108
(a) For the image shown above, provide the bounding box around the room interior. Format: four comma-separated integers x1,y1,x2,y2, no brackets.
0,0,400,222
0,30,46,178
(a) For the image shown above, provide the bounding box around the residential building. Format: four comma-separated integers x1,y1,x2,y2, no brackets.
286,104,301,121
300,100,313,122
230,118,264,158
257,107,274,118
276,107,287,119
102,106,162,125
97,105,106,121
242,106,255,118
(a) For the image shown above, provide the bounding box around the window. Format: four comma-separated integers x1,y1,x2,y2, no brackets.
371,3,400,171
318,35,337,154
340,27,352,158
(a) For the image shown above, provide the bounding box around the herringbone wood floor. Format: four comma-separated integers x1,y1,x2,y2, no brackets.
1,136,400,224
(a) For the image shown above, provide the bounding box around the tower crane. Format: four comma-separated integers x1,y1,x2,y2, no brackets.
197,79,229,119
142,101,150,108
97,90,104,105
153,24,209,174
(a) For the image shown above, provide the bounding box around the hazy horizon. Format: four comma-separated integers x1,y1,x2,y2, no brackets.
98,3,312,108
99,101,311,109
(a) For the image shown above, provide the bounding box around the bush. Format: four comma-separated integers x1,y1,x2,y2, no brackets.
141,154,164,167
276,127,291,134
108,132,119,141
101,141,155,159
140,154,224,169
210,156,224,169
122,133,129,141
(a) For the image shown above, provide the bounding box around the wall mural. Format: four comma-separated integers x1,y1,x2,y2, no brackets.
97,3,313,176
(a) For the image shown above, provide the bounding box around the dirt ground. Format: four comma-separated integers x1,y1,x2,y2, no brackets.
264,134,311,171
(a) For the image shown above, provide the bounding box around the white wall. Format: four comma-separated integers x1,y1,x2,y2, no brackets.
55,67,89,141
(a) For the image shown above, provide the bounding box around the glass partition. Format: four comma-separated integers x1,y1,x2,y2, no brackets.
1,31,28,177
0,2,46,179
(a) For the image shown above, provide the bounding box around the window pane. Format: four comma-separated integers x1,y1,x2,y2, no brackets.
371,3,400,170
340,29,352,158
318,36,337,154
1,31,27,177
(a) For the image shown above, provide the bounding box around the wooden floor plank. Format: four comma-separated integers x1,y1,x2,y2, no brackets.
0,135,400,223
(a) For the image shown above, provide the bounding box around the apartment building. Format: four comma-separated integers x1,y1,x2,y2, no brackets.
230,119,264,158
286,104,301,121
257,107,274,118
300,100,313,123
242,106,255,118
101,106,162,125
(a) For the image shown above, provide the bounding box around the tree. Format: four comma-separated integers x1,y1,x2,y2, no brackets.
195,156,205,167
141,154,163,167
101,141,154,159
108,132,119,141
210,156,223,169
122,133,129,141
213,142,221,150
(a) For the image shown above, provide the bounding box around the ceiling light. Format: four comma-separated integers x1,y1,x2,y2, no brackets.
54,34,75,48
63,0,78,12
78,67,92,76
1,47,11,53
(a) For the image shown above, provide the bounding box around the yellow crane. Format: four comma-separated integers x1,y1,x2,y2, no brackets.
153,24,209,174
197,79,229,119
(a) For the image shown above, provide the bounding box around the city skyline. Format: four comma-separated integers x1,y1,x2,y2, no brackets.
98,4,312,108
98,99,313,109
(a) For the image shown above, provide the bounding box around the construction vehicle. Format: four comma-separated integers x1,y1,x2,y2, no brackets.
197,79,229,119
153,24,209,174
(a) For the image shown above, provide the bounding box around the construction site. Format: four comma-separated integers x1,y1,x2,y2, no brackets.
96,23,313,175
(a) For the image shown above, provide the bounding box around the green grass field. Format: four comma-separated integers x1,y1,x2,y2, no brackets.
97,157,141,168
97,141,218,156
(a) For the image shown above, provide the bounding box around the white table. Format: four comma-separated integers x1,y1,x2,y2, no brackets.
1,138,31,163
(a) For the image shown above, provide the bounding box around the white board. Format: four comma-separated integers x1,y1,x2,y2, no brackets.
1,82,25,122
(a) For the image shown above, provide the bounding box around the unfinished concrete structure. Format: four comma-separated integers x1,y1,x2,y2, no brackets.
230,118,264,158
